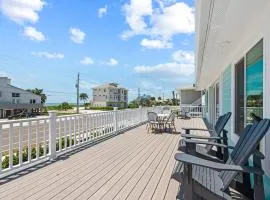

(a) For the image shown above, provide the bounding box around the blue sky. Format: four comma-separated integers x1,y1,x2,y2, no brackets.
0,0,195,103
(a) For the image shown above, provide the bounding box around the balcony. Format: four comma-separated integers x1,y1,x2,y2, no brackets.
0,107,207,199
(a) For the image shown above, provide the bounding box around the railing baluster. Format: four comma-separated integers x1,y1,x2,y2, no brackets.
74,116,76,146
36,120,40,159
59,119,62,151
43,120,46,156
28,122,31,162
78,116,81,144
68,117,71,148
19,122,23,166
85,115,88,142
9,123,13,169
64,118,67,149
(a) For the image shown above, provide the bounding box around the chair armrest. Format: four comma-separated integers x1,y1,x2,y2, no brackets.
254,150,265,159
180,134,224,140
174,153,264,175
183,138,234,149
182,128,215,132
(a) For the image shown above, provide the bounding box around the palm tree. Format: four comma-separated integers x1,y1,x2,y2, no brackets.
79,93,89,109
26,88,47,104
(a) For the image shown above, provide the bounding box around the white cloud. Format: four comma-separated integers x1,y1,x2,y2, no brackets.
134,62,194,77
172,50,194,64
140,38,172,49
150,2,194,39
23,26,45,41
133,50,194,77
80,56,94,65
121,1,194,47
70,27,86,44
0,0,46,24
103,58,119,66
31,52,64,59
121,0,152,39
98,5,108,18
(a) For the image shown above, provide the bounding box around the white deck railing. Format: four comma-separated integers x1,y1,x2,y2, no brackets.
0,106,161,178
180,105,206,118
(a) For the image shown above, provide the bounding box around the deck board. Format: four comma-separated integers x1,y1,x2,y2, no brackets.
0,118,207,200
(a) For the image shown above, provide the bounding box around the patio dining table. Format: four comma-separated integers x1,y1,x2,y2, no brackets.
157,113,170,121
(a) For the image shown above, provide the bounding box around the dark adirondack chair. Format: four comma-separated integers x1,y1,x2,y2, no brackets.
178,112,231,161
173,119,270,200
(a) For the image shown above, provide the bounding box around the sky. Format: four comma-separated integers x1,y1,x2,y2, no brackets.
0,0,195,103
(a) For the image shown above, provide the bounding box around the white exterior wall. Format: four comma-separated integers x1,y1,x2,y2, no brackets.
203,4,270,176
180,90,201,105
0,78,41,104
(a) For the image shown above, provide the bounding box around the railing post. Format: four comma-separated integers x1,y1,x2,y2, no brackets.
113,107,118,134
49,111,57,159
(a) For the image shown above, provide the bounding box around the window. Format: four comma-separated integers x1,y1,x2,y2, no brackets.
12,93,20,97
30,99,36,104
246,39,263,124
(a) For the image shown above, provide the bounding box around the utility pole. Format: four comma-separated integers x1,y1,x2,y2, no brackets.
76,72,80,114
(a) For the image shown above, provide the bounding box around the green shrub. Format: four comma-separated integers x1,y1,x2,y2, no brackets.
2,156,9,169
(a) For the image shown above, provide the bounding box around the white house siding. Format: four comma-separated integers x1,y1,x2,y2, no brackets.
196,1,270,196
206,19,270,200
180,90,201,105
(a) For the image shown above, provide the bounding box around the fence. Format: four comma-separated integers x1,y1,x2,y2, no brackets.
180,105,206,118
0,106,161,178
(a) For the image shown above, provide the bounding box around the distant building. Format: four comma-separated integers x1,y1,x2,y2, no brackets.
0,77,42,118
176,85,202,106
92,83,128,108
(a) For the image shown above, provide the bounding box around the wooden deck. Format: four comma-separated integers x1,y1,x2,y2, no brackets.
0,118,207,200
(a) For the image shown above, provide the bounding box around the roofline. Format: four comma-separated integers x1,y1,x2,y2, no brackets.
195,0,214,89
8,85,41,98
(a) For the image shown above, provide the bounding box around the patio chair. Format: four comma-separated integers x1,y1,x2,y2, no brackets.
178,107,191,119
146,112,159,133
162,113,176,133
178,112,231,161
173,119,270,200
162,106,171,115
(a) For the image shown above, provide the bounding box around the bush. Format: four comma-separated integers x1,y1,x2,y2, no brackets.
1,145,50,169
46,102,74,111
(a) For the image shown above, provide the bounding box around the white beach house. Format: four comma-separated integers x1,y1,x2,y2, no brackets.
0,77,42,118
